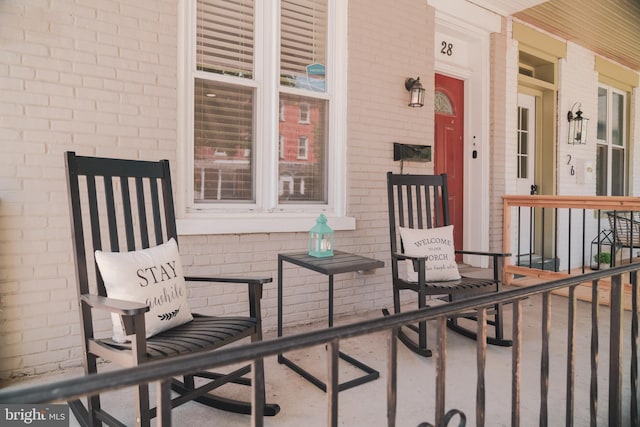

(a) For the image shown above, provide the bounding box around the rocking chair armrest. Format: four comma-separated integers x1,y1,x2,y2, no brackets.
391,252,413,261
184,276,272,286
80,294,149,316
184,276,272,320
607,211,640,223
626,214,640,225
391,253,427,276
455,250,511,258
393,251,511,260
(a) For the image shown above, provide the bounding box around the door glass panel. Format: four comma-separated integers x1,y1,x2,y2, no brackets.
435,91,454,114
517,106,529,179
519,156,528,179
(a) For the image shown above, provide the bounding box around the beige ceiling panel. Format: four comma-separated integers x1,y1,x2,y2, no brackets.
515,0,640,71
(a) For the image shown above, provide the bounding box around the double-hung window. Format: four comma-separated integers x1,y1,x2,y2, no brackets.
596,84,627,196
297,137,309,159
181,0,349,233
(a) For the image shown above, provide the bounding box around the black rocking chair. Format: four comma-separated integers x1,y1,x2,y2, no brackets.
65,151,279,426
385,172,512,357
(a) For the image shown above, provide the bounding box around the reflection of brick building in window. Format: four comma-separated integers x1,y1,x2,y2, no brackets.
192,80,254,203
192,86,325,203
194,146,252,202
278,99,325,201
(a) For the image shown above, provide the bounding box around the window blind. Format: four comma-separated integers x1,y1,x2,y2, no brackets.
280,0,327,90
197,0,254,77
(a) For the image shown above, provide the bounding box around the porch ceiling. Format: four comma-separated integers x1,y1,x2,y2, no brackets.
514,0,640,71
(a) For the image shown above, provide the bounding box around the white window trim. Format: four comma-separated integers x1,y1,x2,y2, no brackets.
176,0,353,235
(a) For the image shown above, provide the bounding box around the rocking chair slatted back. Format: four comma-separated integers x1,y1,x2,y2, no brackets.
389,173,450,256
67,154,176,298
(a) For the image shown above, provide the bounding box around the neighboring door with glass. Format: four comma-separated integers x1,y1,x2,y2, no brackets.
515,93,536,256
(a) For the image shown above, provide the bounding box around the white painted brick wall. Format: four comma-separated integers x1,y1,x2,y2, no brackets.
489,20,508,253
0,0,432,380
0,0,180,380
1,0,639,382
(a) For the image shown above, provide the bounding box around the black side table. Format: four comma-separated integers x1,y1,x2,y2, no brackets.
277,250,384,392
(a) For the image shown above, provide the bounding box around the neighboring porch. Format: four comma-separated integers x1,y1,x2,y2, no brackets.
502,195,640,313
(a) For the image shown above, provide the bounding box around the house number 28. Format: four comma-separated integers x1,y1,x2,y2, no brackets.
440,41,454,56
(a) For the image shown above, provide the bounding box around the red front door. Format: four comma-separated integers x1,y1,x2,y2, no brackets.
435,74,464,257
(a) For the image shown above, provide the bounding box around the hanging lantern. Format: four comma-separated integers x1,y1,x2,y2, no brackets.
405,77,425,108
308,214,334,257
567,102,588,145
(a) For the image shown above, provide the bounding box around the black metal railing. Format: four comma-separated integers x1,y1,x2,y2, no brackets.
1,265,638,427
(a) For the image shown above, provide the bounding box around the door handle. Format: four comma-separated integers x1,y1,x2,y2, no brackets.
530,184,538,195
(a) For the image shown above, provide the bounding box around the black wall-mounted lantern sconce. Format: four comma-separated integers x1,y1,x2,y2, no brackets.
567,102,588,145
405,77,425,107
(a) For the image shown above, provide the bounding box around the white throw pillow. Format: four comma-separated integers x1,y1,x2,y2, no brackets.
95,238,193,343
398,225,461,282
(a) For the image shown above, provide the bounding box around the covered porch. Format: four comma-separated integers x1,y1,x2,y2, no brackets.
4,265,636,427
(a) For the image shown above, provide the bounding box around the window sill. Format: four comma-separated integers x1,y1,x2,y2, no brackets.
177,213,356,235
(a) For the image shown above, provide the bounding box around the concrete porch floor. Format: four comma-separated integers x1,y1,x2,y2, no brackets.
7,269,631,426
